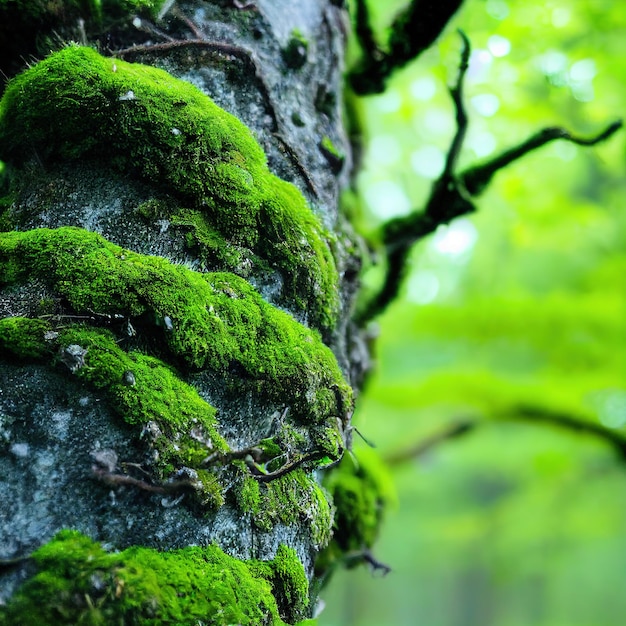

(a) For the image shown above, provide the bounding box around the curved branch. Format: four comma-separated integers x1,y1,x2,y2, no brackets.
386,420,475,466
356,29,622,325
462,120,623,196
385,407,626,467
355,32,474,323
350,0,464,95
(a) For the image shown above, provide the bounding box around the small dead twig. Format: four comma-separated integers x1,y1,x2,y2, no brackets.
92,467,199,494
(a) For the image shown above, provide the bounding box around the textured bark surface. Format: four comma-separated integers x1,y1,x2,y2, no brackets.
0,1,363,621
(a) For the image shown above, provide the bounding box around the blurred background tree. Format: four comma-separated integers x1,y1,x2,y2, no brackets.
321,0,626,624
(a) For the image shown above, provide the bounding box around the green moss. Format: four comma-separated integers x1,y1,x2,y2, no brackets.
236,473,262,515
57,325,228,475
0,227,351,424
0,316,51,359
0,317,227,505
320,136,343,161
310,424,345,462
251,545,310,624
319,136,345,174
170,206,254,272
135,201,250,273
252,469,333,550
282,29,309,70
0,45,339,329
0,530,310,626
318,447,395,571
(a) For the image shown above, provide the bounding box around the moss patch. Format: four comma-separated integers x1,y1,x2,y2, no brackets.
0,316,227,506
317,447,395,572
250,545,311,624
0,227,351,424
250,469,333,550
58,325,228,473
0,45,339,329
282,29,309,70
0,530,312,626
0,316,51,359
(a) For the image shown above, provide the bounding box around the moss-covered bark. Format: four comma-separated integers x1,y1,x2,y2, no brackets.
0,530,310,625
0,0,366,622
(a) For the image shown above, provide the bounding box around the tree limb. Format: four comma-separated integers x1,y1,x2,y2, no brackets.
385,407,626,467
350,0,464,94
386,420,475,466
356,29,622,325
462,120,623,196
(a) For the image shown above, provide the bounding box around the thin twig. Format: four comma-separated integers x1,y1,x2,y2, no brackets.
115,38,253,63
443,30,471,180
0,553,32,569
356,32,475,323
92,467,199,494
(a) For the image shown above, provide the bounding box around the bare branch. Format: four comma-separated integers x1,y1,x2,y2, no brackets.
356,30,621,325
356,33,475,323
386,421,475,466
385,408,626,468
442,29,471,180
462,119,623,196
350,0,464,94
512,405,626,460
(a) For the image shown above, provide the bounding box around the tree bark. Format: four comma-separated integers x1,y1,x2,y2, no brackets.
0,1,364,623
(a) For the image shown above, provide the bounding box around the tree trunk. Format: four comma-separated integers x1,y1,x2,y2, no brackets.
0,1,365,623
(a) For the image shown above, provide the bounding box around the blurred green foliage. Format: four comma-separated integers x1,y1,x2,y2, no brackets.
322,0,626,624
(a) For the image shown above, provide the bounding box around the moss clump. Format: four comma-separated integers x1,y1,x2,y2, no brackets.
252,469,333,550
0,317,227,504
0,45,339,329
250,545,310,624
282,29,309,70
0,227,351,423
57,325,228,473
0,530,311,626
318,447,395,571
0,316,51,359
319,136,345,174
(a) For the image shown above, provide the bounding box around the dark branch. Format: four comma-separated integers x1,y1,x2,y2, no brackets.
386,408,626,468
341,548,392,576
386,421,475,466
356,33,475,323
462,120,623,196
512,405,626,461
356,30,622,325
350,0,464,95
443,30,471,180
0,553,32,570
92,467,199,495
353,0,380,59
